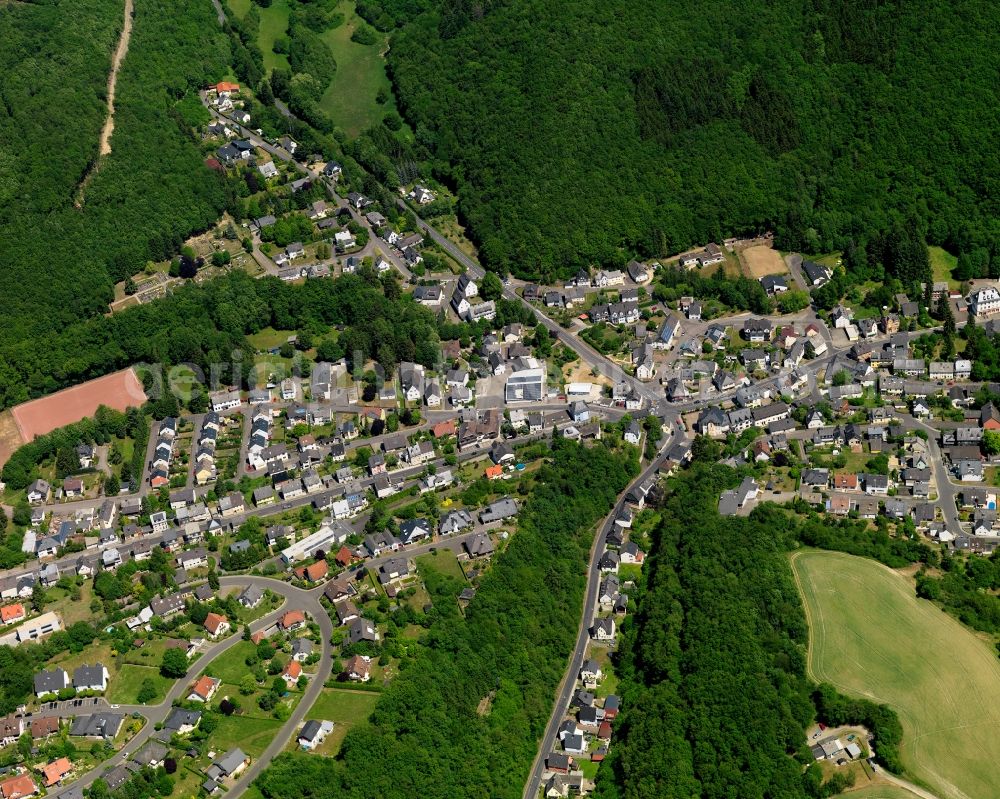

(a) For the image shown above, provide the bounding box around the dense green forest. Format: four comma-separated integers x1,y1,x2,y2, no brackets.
593,465,904,799
254,440,638,799
0,0,229,361
366,0,1000,281
0,270,446,410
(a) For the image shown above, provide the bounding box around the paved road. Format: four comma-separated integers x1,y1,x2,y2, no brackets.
522,434,678,799
217,576,333,794
906,417,963,532
48,576,321,798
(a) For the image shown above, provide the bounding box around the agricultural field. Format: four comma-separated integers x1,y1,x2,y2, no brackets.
793,549,1000,799
845,787,924,799
319,5,395,137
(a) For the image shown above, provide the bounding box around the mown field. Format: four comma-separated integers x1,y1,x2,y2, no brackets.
793,549,1000,799
846,787,923,799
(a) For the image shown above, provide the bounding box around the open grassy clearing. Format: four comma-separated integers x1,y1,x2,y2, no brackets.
227,0,251,18
929,246,960,289
318,3,394,137
204,640,255,685
792,549,1000,799
844,787,924,799
259,0,291,73
741,245,787,278
211,714,283,757
106,664,172,705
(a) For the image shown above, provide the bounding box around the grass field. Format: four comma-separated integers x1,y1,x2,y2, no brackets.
106,665,172,705
319,4,394,137
792,549,1000,799
845,787,923,799
742,245,787,278
416,549,465,581
259,0,291,73
211,714,283,757
227,0,251,18
204,641,255,685
930,246,960,289
305,687,378,754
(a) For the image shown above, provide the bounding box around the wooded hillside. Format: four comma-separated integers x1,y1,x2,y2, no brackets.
255,440,639,799
0,0,229,352
376,0,1000,280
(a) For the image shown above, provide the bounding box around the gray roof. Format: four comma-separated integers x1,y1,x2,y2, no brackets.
34,668,68,695
299,719,323,742
133,740,168,765
213,748,248,777
291,638,313,656
479,498,518,523
163,708,202,731
70,712,124,738
73,663,106,688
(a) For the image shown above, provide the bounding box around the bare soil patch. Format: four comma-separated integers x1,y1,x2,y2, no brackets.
11,369,147,442
742,245,788,278
0,411,24,470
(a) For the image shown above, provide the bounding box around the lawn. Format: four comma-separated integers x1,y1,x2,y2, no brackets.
305,688,378,756
247,327,295,352
211,714,283,758
47,582,96,626
106,665,172,705
792,549,1000,799
844,788,924,799
204,641,256,685
259,0,291,73
227,0,251,18
929,245,959,289
48,643,116,680
416,549,466,581
319,4,395,137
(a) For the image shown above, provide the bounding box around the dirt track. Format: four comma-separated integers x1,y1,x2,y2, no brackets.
98,0,134,156
76,0,134,205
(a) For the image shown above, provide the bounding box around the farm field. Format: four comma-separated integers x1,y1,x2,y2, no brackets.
319,5,395,137
845,787,923,799
792,549,1000,799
